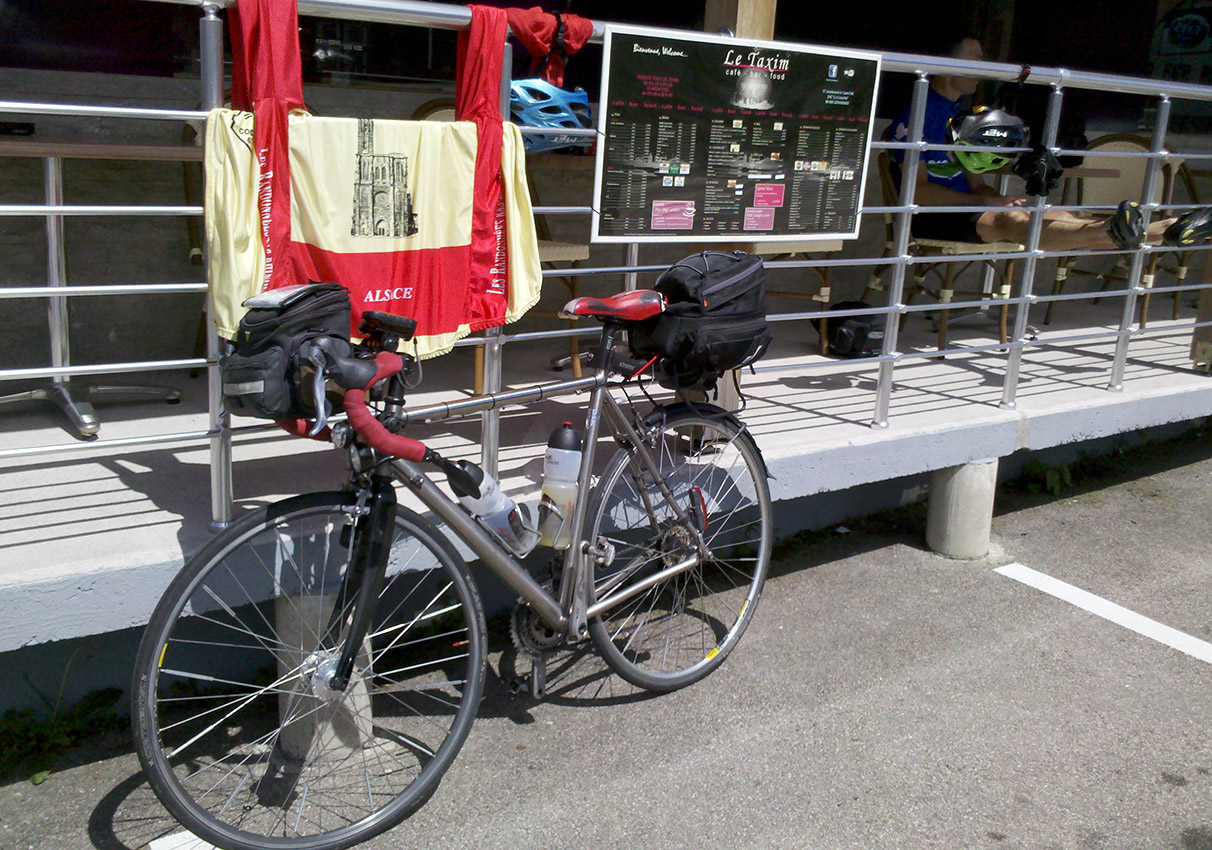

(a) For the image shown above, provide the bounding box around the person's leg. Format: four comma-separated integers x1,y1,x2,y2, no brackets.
911,211,984,242
976,208,1113,250
976,206,1179,250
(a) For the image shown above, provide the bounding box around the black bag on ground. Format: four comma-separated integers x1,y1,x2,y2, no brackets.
813,301,884,358
629,251,773,390
221,282,352,419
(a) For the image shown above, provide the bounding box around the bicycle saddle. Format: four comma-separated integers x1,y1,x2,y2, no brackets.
560,289,666,322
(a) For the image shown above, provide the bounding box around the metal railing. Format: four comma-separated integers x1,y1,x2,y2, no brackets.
2,0,1210,528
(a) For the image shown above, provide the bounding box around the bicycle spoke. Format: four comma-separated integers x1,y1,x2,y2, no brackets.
177,610,299,657
157,666,306,734
197,586,288,663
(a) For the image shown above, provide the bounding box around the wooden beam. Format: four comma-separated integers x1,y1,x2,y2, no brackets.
704,0,777,40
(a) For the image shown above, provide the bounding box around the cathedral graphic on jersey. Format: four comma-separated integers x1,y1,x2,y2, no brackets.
351,119,419,238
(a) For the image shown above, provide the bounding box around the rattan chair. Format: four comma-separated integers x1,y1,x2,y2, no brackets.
1044,134,1188,328
863,148,1023,349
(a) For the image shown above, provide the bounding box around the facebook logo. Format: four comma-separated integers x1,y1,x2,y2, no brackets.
827,64,838,79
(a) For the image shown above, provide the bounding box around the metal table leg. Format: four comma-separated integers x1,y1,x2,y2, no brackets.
0,156,183,439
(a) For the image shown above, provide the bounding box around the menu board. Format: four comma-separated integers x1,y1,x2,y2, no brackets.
592,26,881,243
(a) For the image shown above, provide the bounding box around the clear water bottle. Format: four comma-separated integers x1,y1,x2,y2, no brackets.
537,422,583,550
447,460,538,557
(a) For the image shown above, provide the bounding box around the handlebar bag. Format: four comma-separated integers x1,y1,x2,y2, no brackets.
220,281,352,419
629,251,773,390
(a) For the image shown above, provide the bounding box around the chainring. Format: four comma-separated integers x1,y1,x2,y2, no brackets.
509,600,565,658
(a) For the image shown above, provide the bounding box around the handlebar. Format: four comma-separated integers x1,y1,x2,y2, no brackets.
282,338,428,462
340,351,428,463
285,306,644,462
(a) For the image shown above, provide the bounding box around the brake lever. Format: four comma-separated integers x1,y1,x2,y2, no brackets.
305,345,330,437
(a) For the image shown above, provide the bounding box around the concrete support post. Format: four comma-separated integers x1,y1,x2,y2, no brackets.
275,594,373,763
926,458,999,559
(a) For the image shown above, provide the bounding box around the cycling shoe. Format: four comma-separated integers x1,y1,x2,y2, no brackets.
1163,206,1212,247
1106,200,1144,250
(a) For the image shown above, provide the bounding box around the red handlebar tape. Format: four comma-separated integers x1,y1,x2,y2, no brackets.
342,352,428,462
276,418,331,441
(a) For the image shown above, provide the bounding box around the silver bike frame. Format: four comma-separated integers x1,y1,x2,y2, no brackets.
389,325,706,639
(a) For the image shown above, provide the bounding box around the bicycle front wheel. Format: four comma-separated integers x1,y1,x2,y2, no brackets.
132,492,486,850
587,407,772,692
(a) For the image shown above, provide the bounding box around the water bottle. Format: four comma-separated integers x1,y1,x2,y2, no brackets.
537,422,583,550
447,460,538,557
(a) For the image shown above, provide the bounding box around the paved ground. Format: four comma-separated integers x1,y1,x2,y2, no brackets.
2,428,1212,850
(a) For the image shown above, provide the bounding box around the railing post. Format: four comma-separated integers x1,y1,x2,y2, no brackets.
1001,80,1065,409
1108,94,1171,392
624,243,639,290
872,72,928,429
480,39,513,476
44,158,69,390
201,1,233,529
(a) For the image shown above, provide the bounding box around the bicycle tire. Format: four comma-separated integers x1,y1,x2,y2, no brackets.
586,406,772,692
132,491,486,850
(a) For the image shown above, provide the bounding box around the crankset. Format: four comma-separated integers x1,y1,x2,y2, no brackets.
509,596,565,699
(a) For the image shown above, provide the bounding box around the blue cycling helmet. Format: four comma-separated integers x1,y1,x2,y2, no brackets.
509,78,594,153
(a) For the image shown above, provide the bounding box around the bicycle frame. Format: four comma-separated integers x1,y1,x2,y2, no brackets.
387,324,706,641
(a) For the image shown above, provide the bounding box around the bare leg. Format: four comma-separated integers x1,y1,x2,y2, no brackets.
977,208,1177,250
1145,218,1177,244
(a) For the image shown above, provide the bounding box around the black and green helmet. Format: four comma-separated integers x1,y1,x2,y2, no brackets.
947,106,1029,174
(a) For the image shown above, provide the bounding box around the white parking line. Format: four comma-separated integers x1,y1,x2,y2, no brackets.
994,562,1212,665
148,831,217,850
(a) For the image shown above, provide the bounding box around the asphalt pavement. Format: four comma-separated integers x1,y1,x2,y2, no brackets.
3,428,1212,850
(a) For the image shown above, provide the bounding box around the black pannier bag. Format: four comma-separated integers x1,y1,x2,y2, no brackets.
629,251,773,390
220,282,352,419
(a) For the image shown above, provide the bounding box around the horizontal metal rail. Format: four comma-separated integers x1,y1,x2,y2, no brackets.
0,359,207,382
141,0,595,35
750,318,1210,377
0,429,217,461
0,283,207,298
0,140,204,162
0,205,202,217
0,99,208,122
394,375,602,427
519,126,596,138
533,205,592,215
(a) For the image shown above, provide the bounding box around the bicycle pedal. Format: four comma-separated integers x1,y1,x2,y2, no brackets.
507,676,529,696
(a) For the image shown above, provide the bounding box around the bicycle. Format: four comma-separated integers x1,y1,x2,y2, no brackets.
131,288,773,850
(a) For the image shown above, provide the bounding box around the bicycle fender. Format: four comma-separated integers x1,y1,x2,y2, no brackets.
643,400,740,429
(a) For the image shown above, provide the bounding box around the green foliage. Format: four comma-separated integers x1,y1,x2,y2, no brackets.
0,688,127,783
1022,458,1073,497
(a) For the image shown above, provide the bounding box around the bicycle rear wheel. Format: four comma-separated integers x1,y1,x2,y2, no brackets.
586,406,772,692
132,492,486,850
